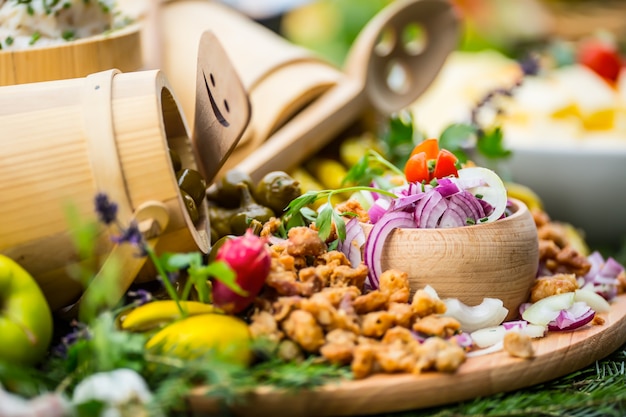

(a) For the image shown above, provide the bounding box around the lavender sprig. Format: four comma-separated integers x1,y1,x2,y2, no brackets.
93,193,184,316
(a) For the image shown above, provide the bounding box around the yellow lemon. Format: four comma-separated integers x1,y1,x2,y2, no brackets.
505,181,543,211
120,300,217,332
146,313,252,366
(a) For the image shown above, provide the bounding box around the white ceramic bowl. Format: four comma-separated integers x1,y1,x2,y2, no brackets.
504,141,626,246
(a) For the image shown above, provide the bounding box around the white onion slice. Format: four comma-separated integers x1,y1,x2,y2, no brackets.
471,322,547,349
574,289,611,313
521,292,575,326
466,341,504,357
422,285,440,300
443,297,509,333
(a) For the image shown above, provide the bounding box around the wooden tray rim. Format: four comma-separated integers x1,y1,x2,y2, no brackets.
189,293,626,416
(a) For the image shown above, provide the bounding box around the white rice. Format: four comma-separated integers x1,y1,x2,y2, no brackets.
0,0,128,50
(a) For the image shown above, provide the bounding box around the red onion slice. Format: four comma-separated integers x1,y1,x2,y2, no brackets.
363,211,416,288
337,217,366,268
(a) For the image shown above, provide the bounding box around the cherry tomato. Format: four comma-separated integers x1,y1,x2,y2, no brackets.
404,152,430,183
409,138,439,160
433,149,459,179
578,40,623,83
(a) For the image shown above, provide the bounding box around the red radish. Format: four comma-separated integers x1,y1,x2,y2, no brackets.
212,229,271,314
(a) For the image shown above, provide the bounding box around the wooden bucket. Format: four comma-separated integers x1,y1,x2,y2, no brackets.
0,69,211,312
0,23,143,87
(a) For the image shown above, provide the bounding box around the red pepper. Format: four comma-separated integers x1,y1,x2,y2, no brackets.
404,152,430,183
433,148,459,179
405,139,459,183
409,138,439,160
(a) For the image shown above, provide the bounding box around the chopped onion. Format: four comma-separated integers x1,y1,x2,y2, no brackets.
434,177,461,198
547,301,595,331
443,297,509,333
521,292,576,326
580,252,625,301
368,199,391,224
363,211,416,288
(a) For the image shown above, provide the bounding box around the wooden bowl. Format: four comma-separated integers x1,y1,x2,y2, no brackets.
0,23,142,86
361,198,538,320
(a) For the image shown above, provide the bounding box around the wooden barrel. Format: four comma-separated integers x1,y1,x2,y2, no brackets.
0,69,210,312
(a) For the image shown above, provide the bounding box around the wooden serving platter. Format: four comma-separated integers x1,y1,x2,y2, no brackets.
188,293,626,416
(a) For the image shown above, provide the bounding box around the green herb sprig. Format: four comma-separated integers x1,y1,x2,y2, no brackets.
284,150,402,242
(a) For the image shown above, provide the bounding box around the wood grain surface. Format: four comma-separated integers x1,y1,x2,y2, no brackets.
188,293,626,417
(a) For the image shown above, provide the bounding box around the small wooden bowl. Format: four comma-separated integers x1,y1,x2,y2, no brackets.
361,198,539,320
0,23,142,86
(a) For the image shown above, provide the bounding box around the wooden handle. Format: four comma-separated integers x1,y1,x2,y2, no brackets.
70,200,170,321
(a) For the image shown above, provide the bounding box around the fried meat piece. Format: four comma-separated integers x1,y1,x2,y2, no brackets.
266,269,303,296
277,339,305,362
378,269,411,304
411,289,447,318
413,337,466,374
335,199,370,223
360,311,395,338
299,292,360,334
286,226,327,257
351,343,378,379
330,263,369,289
375,342,416,374
281,310,325,353
618,270,626,294
320,329,358,365
353,290,389,314
317,250,352,267
319,286,361,307
260,217,282,237
387,302,415,328
530,273,578,303
412,315,461,338
248,310,283,345
272,296,303,321
503,331,535,359
552,246,591,276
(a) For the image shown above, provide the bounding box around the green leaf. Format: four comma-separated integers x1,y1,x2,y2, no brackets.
342,153,372,186
380,111,419,168
284,191,323,219
75,400,107,417
203,260,247,296
332,210,347,241
477,126,512,160
162,252,202,271
439,123,478,163
315,205,334,241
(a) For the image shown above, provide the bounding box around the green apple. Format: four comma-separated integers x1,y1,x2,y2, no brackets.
0,254,53,366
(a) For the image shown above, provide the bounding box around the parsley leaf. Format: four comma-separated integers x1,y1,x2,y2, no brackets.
477,126,512,160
